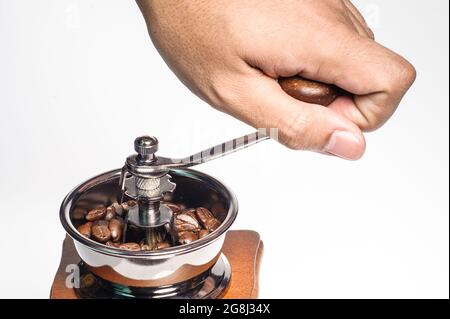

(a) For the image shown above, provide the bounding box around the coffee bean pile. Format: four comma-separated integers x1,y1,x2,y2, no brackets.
76,200,222,251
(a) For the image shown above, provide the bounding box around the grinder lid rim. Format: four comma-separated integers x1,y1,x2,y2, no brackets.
60,168,238,259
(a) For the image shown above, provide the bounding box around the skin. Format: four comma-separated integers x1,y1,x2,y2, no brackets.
136,0,416,160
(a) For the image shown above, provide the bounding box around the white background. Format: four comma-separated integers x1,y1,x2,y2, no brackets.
0,0,448,298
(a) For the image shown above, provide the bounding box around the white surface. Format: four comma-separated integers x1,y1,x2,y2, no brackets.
0,0,448,298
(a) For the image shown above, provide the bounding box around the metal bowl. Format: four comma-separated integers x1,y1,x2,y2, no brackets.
60,168,238,287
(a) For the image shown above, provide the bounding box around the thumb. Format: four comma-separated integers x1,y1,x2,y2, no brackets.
237,75,366,160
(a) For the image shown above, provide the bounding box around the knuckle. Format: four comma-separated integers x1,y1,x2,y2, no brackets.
398,59,417,88
388,56,417,92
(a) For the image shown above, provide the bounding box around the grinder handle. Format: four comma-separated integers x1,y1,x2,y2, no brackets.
278,76,341,106
148,77,343,171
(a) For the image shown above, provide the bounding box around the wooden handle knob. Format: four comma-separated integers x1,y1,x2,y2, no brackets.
279,76,339,106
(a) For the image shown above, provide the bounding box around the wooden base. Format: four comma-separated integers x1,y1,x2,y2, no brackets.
50,230,263,299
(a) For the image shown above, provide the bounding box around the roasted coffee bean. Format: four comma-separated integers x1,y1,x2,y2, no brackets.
176,209,198,226
91,220,111,243
195,207,221,232
198,229,210,239
182,208,197,218
175,212,200,232
77,222,93,238
175,222,198,232
108,218,122,242
178,231,199,245
105,241,120,248
105,206,116,221
119,242,141,251
204,218,221,232
195,207,213,222
95,220,109,226
85,207,107,221
111,202,124,216
121,200,137,212
278,76,339,106
179,211,201,230
156,242,171,250
163,202,182,213
78,201,222,249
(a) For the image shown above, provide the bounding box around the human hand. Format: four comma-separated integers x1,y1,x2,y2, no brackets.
136,0,416,160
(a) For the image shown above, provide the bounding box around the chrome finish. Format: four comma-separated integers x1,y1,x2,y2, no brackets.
123,136,177,245
166,128,270,168
127,203,173,228
134,135,158,161
125,174,176,200
60,168,238,283
124,129,271,176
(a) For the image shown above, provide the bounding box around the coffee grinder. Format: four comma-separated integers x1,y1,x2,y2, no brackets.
51,77,337,299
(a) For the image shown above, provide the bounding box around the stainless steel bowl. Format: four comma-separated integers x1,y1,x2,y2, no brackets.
60,168,238,287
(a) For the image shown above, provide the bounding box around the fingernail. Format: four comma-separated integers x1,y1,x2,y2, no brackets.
324,131,364,160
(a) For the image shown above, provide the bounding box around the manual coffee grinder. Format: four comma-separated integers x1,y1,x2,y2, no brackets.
51,77,338,299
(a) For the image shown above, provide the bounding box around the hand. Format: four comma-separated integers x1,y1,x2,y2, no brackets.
136,0,416,160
